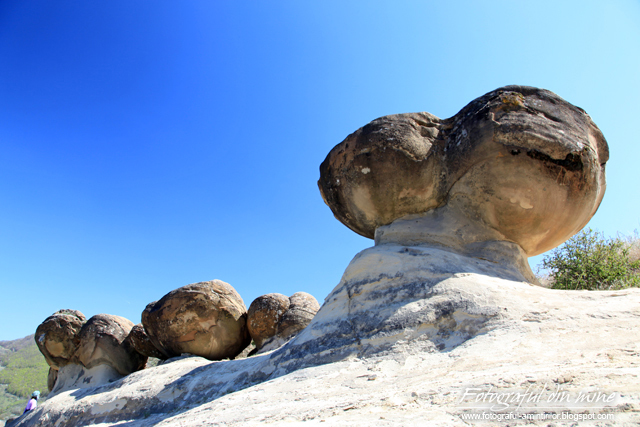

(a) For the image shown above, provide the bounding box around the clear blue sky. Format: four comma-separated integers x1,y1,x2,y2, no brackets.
1,1,639,340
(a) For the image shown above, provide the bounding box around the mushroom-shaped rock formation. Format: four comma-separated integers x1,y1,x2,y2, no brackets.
247,292,320,353
12,90,631,427
76,314,147,375
36,311,148,396
34,309,86,369
126,323,166,360
319,86,608,262
141,280,251,360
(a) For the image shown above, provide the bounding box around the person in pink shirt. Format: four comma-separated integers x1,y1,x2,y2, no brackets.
23,391,39,413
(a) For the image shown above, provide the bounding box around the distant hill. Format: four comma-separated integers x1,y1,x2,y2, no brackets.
0,335,49,421
0,336,36,354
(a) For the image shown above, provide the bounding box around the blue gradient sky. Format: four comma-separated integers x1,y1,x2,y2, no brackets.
1,1,639,339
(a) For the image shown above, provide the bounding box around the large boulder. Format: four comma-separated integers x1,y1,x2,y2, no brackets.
142,280,250,360
318,86,608,257
247,292,320,352
76,314,146,375
34,309,86,368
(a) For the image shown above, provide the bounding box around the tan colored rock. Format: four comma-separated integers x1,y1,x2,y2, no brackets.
141,280,250,360
247,292,320,352
34,309,86,368
318,86,608,257
76,314,146,376
247,293,290,349
126,324,165,360
278,292,320,339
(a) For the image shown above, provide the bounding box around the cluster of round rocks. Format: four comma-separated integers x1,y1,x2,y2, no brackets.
35,280,319,391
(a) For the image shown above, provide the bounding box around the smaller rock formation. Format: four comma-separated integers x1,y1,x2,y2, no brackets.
34,310,147,395
126,324,166,360
247,293,290,349
142,280,251,360
76,314,146,375
34,309,86,369
278,292,320,338
247,292,320,353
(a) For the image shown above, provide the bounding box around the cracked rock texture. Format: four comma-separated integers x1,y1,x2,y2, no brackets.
141,280,251,361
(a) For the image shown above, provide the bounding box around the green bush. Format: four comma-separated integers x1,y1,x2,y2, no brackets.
541,228,640,291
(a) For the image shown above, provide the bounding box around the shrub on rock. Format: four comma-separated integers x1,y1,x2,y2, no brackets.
542,228,640,290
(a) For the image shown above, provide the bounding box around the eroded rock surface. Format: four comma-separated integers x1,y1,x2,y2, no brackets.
142,280,250,360
34,309,86,368
34,311,147,396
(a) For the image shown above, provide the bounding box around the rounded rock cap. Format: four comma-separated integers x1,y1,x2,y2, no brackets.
35,309,86,368
318,86,608,256
76,314,146,376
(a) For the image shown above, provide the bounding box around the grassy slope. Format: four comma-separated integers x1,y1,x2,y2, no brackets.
0,335,49,420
